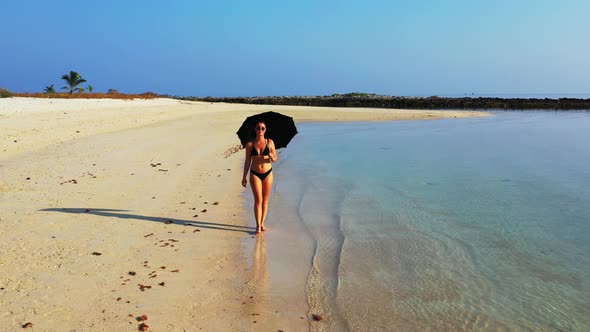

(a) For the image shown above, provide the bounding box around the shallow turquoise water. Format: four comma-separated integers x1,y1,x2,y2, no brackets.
247,111,590,331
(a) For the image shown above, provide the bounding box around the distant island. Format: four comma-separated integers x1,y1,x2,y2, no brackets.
4,86,590,110
178,93,590,110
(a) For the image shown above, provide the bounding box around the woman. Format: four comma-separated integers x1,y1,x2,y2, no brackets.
242,121,277,234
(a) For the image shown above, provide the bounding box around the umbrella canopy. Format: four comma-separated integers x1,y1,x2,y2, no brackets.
236,111,298,149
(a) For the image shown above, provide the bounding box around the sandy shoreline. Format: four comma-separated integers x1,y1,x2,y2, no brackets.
0,97,488,331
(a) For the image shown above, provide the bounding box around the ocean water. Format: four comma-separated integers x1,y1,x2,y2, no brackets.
243,111,590,331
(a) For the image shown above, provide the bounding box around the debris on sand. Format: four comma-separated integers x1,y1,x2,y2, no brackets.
138,284,152,291
85,172,97,178
21,322,33,328
139,322,149,331
223,144,242,158
137,314,148,322
312,314,323,321
91,252,102,256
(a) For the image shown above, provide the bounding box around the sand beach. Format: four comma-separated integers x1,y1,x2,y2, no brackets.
0,97,487,331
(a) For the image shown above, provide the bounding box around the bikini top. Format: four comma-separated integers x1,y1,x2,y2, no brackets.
251,139,270,156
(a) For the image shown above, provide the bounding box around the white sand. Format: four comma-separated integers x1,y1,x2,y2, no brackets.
0,97,489,330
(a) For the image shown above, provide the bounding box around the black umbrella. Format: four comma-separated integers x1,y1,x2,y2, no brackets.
236,111,298,149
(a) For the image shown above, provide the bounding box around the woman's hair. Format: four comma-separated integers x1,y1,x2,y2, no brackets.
254,121,267,128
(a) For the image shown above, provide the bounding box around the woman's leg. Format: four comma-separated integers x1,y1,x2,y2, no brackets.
260,172,274,231
250,173,263,233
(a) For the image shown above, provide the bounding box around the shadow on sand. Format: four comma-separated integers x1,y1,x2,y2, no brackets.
40,208,255,234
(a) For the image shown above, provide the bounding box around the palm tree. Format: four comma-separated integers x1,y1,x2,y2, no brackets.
61,71,87,94
43,84,56,94
87,85,93,93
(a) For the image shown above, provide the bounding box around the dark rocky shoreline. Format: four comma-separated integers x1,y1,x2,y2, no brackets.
176,95,590,110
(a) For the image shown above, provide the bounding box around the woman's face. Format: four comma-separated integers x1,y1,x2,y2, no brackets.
255,122,266,136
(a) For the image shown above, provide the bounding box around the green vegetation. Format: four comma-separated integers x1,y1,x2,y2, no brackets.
43,84,56,94
12,71,159,99
42,71,91,94
61,71,87,94
331,92,377,97
186,95,590,110
0,88,12,98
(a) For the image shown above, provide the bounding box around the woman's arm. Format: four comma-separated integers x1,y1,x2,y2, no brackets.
242,143,252,187
268,139,278,162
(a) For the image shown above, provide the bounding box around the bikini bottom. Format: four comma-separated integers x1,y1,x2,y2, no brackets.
250,168,273,181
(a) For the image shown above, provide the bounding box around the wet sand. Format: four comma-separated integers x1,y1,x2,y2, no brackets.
0,97,488,330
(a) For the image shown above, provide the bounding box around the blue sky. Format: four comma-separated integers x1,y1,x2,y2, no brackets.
1,0,588,96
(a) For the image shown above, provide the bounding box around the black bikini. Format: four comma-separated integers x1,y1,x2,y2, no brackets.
250,139,270,157
251,168,272,181
250,139,273,181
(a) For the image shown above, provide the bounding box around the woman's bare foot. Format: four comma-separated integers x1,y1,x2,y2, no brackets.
255,227,262,234
261,226,268,232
